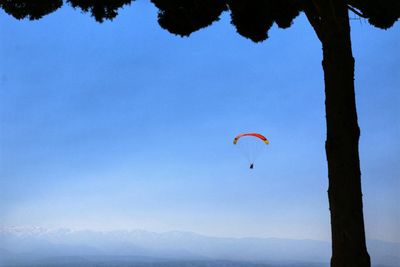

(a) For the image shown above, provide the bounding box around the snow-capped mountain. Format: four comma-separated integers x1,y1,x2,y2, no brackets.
0,227,399,267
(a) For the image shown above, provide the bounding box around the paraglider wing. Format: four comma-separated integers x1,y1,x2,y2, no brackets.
233,132,269,169
233,133,269,145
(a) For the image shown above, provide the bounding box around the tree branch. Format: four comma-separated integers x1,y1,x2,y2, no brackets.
347,5,367,18
303,0,323,41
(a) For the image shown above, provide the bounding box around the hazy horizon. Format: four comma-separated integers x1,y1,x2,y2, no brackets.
2,225,400,242
1,226,399,266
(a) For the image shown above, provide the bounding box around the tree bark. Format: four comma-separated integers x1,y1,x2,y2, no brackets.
319,1,371,266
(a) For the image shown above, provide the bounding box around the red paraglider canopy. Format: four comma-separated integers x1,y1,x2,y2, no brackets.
233,133,269,145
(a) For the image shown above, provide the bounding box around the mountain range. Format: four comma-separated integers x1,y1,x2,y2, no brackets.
0,227,399,267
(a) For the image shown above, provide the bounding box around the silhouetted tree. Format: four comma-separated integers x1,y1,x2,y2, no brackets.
0,0,62,20
1,1,398,266
67,0,132,22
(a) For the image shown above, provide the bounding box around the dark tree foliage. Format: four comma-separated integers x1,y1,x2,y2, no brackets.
228,0,301,42
149,0,301,42
148,1,399,42
0,0,62,20
228,1,276,42
67,0,132,22
1,0,398,32
151,0,227,37
348,0,400,29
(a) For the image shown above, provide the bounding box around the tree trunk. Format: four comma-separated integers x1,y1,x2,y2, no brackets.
320,2,370,266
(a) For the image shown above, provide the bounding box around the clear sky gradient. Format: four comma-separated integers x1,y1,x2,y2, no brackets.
0,1,399,242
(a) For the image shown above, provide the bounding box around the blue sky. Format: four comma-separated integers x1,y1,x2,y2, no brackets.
0,1,399,242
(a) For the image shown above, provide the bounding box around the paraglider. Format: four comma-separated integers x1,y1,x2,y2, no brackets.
233,133,269,169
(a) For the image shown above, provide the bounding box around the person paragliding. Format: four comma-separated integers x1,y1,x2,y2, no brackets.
233,133,269,169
